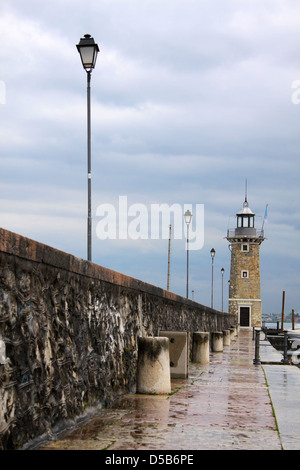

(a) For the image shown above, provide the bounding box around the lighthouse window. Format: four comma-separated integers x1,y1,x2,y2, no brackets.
241,270,249,278
244,216,253,227
241,243,249,252
237,215,254,228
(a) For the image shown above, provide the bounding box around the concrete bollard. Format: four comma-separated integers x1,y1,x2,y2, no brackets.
223,330,231,347
211,332,223,352
159,331,189,378
136,337,171,394
192,332,209,364
230,328,235,340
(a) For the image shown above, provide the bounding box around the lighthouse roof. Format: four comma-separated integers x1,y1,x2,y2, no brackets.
236,198,255,216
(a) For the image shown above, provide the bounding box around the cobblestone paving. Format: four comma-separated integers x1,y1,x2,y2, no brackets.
37,330,282,450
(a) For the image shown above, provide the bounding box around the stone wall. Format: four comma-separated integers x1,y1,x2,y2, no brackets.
229,243,261,300
0,228,235,450
229,241,262,326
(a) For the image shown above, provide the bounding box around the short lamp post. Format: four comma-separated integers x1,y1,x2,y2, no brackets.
210,248,215,308
221,267,225,312
184,210,192,298
76,34,99,262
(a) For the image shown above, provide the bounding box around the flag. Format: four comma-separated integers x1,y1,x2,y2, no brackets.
264,204,268,223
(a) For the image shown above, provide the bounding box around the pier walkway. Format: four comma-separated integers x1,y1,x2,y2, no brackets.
35,330,300,451
260,332,300,450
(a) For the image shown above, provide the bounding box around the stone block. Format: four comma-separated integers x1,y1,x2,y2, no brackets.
211,331,223,352
192,332,209,364
223,329,231,346
159,331,189,378
136,337,171,394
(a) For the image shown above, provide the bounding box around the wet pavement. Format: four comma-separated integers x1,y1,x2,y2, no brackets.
260,333,300,450
35,329,300,451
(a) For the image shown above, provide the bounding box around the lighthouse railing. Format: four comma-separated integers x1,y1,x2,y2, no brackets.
227,229,264,239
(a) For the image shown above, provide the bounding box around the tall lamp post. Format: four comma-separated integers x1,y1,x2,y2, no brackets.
210,248,215,308
221,267,225,312
77,34,99,262
184,210,192,298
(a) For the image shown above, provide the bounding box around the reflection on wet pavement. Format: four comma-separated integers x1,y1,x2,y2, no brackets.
37,330,282,450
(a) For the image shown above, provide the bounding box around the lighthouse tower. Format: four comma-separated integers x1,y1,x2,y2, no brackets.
226,194,265,328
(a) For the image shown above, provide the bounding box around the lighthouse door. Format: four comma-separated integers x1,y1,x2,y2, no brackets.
240,307,250,327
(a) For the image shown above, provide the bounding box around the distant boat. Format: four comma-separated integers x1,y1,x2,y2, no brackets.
286,328,300,339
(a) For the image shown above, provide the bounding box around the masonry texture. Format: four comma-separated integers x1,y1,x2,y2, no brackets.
229,241,262,327
0,228,235,450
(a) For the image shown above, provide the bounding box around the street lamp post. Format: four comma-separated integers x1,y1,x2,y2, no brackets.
184,210,192,298
77,34,99,262
221,267,225,312
210,248,215,308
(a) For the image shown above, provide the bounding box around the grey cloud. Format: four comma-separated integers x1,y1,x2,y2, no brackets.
0,0,299,314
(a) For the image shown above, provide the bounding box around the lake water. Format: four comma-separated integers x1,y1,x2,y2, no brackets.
263,322,300,330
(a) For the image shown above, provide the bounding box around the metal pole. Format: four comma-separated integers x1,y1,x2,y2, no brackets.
167,224,171,291
87,71,92,261
281,330,289,364
221,271,224,312
281,290,285,331
186,224,189,298
211,256,214,308
292,309,295,330
253,328,261,364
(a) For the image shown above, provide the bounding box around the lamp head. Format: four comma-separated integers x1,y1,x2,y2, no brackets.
184,209,192,225
77,34,99,71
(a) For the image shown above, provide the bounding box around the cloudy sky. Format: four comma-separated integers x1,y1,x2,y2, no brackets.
1,0,299,316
